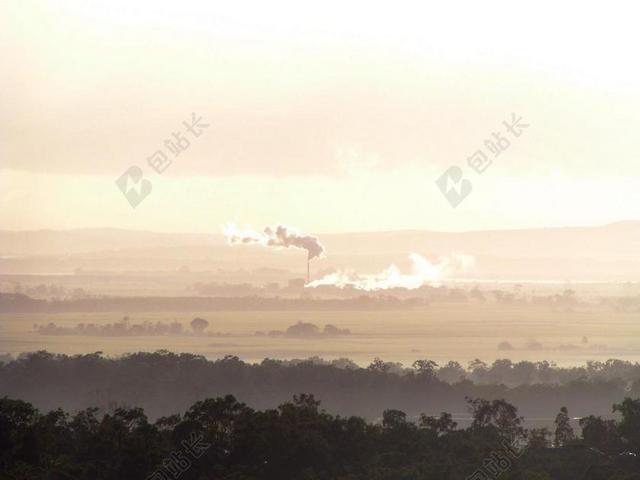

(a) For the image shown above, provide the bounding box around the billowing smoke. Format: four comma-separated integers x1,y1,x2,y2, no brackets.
223,223,325,260
306,252,474,291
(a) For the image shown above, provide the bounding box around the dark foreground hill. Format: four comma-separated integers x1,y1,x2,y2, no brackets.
2,392,640,480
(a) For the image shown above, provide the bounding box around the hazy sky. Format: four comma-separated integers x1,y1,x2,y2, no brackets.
2,0,639,233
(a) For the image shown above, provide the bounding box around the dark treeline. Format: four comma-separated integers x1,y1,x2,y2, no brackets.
0,292,431,313
4,287,640,313
2,351,639,426
3,288,623,313
2,393,640,480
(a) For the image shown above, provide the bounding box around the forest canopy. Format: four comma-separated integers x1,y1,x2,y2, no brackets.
1,351,639,425
1,393,640,480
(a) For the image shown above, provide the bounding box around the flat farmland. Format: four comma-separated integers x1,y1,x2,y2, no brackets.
1,304,639,366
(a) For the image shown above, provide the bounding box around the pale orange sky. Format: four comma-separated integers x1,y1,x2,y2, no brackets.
1,0,639,233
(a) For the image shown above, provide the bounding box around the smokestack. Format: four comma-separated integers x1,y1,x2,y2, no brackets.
307,258,310,283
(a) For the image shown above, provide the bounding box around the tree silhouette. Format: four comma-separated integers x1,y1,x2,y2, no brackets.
554,406,575,446
189,317,209,334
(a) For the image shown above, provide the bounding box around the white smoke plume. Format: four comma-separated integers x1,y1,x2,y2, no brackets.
223,223,325,260
306,252,474,291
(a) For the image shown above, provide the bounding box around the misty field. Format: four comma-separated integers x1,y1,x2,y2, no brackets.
2,303,639,367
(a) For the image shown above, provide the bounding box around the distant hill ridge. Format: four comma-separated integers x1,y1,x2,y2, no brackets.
1,222,638,260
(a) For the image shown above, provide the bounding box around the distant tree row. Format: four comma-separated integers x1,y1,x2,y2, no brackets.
2,351,640,425
6,287,633,314
4,351,640,387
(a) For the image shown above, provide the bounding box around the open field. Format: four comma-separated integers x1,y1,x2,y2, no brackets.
2,303,639,366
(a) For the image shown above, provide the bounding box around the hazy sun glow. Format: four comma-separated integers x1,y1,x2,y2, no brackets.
1,0,639,232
